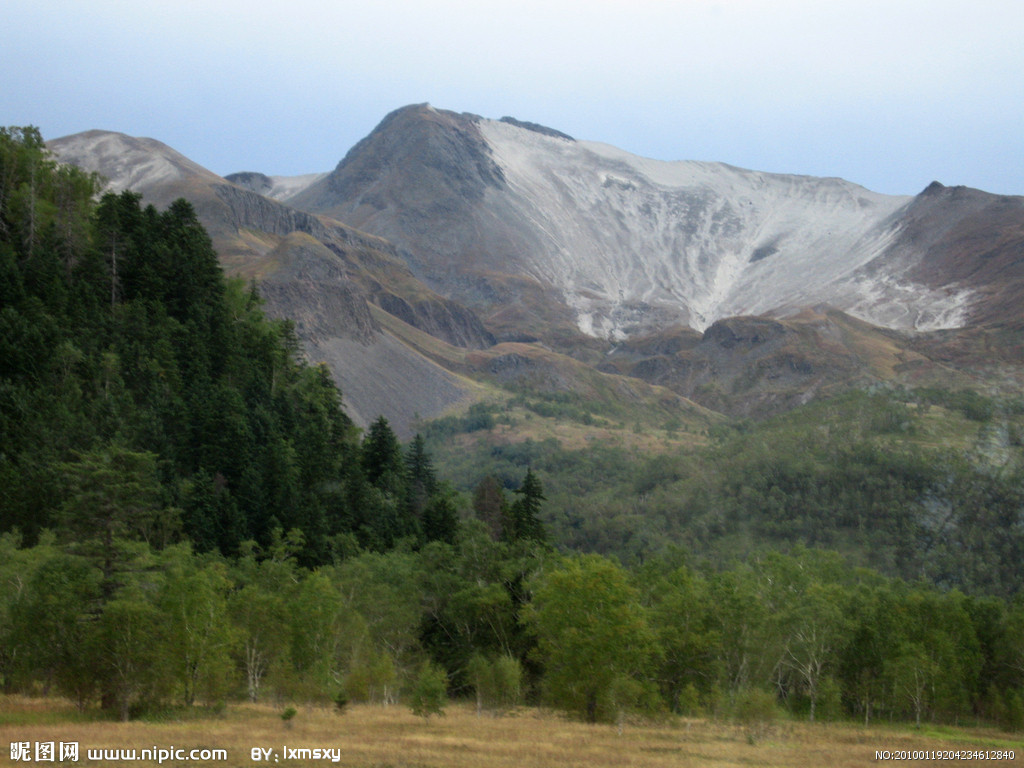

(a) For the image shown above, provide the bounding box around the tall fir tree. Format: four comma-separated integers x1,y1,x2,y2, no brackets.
508,468,546,544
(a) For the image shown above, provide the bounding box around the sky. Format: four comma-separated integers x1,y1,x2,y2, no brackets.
4,0,1024,196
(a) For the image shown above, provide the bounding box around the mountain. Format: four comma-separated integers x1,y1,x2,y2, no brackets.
286,104,1024,345
47,108,1024,434
47,127,712,435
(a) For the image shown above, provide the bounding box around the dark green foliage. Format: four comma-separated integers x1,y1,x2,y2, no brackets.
358,417,417,548
404,433,437,537
421,489,459,545
0,127,369,565
508,468,546,543
362,416,404,490
912,387,996,422
419,402,502,440
427,389,1024,599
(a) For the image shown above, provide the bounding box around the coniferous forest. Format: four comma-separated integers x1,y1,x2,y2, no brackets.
1,127,1023,731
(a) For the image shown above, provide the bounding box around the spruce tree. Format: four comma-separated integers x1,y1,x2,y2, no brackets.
509,468,546,543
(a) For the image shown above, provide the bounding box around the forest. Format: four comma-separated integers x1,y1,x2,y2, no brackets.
1,126,1022,731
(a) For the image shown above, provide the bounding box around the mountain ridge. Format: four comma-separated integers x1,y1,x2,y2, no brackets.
284,104,1016,342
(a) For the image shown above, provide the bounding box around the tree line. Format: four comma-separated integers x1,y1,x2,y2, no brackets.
3,530,1023,729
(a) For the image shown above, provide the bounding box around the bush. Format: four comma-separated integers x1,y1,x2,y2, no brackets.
732,688,779,744
409,662,448,721
333,690,349,714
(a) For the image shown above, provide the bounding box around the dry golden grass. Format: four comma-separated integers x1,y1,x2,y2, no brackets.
482,409,703,453
2,697,1021,768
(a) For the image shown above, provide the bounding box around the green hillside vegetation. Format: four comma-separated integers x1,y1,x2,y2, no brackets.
2,127,1023,733
425,386,1024,597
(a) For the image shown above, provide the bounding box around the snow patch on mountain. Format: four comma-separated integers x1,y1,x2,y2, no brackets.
477,118,971,336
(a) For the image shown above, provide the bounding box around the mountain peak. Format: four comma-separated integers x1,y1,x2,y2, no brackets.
288,102,507,232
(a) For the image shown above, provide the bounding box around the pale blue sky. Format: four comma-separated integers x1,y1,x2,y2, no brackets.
4,0,1023,195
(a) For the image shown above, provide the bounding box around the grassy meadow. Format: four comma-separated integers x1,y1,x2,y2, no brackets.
2,697,1021,768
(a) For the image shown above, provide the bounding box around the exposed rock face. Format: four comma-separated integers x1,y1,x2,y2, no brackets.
254,233,378,345
289,104,507,233
498,116,574,141
214,175,496,350
374,293,495,349
223,171,275,197
701,317,789,351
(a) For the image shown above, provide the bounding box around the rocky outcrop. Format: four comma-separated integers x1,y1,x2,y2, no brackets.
289,103,506,226
255,233,378,345
224,171,275,197
374,292,494,349
498,116,574,141
701,317,789,351
601,312,875,417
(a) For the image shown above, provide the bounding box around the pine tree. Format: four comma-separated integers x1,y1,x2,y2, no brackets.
404,433,437,521
508,468,546,543
422,488,459,545
361,417,404,491
360,416,415,546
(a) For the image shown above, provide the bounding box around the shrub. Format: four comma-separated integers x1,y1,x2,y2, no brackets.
409,662,447,721
732,688,779,744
